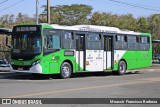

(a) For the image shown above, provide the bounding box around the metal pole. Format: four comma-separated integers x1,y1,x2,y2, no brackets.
47,0,50,24
36,0,39,25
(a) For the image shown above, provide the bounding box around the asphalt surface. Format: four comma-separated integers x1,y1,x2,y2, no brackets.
0,66,160,107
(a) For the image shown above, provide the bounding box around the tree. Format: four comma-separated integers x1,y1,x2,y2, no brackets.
148,14,160,39
15,13,35,24
0,15,8,26
90,12,138,31
148,14,160,54
114,14,138,31
40,4,92,25
90,12,113,26
138,17,149,32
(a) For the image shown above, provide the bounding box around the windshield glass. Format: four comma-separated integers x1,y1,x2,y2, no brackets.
12,32,42,54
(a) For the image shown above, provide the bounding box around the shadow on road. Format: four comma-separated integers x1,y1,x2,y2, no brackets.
0,71,141,80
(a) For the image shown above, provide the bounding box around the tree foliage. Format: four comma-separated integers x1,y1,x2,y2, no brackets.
91,13,138,31
0,13,36,28
40,4,92,25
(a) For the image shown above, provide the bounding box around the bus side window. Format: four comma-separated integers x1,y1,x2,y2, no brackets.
128,36,136,50
87,33,102,50
115,35,127,50
44,34,60,49
63,32,74,49
140,36,150,50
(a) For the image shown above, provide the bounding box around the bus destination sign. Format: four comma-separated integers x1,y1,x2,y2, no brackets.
15,27,37,32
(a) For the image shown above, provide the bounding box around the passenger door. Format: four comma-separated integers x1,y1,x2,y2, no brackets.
104,36,113,70
75,33,86,71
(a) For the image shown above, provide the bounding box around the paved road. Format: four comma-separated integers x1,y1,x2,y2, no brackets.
0,70,160,107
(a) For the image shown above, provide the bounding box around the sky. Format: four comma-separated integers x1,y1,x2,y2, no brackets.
0,0,160,18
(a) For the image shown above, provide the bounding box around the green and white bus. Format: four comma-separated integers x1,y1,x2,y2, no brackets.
10,24,152,78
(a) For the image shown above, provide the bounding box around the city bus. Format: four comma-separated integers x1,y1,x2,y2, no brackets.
9,24,152,79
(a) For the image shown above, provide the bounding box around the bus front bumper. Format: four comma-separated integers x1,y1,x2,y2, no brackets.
10,64,42,74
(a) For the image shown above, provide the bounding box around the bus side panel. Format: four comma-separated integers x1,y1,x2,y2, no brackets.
136,51,152,68
113,50,152,71
123,51,137,70
113,50,126,71
86,50,104,71
113,50,138,70
107,51,112,69
41,55,60,74
49,61,60,74
42,61,49,74
75,51,84,71
103,51,112,70
42,49,76,74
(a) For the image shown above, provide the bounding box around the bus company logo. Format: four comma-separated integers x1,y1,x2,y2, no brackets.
2,99,11,104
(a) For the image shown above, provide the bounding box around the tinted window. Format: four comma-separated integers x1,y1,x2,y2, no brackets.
116,35,127,42
48,35,60,49
63,32,74,49
128,36,137,50
88,33,101,41
141,37,149,43
43,29,61,55
87,33,102,50
140,37,150,50
115,35,127,50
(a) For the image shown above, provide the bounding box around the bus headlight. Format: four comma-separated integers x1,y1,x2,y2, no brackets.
32,60,41,66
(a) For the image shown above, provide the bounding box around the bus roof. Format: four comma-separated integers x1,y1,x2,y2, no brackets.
14,24,151,36
49,24,144,35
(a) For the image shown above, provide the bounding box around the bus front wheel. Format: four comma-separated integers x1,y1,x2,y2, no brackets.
118,61,126,75
60,62,72,79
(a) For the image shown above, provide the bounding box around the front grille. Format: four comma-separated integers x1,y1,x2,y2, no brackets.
12,65,31,70
11,54,36,60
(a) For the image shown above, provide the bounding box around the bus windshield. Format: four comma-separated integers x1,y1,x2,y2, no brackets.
12,32,42,54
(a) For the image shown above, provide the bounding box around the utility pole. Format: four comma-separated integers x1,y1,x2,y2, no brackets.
47,0,50,24
36,0,39,25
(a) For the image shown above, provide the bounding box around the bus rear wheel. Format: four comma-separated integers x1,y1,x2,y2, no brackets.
60,62,72,79
118,61,126,75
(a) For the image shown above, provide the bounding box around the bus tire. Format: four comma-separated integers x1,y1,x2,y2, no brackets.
60,62,72,79
118,60,126,75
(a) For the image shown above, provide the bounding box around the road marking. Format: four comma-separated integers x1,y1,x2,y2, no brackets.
4,77,160,98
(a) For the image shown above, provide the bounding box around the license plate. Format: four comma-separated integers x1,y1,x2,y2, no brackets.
18,68,23,70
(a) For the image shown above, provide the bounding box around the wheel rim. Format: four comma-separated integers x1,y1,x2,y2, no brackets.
62,65,70,78
120,63,125,74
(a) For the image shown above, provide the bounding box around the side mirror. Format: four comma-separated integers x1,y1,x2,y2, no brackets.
6,35,11,48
